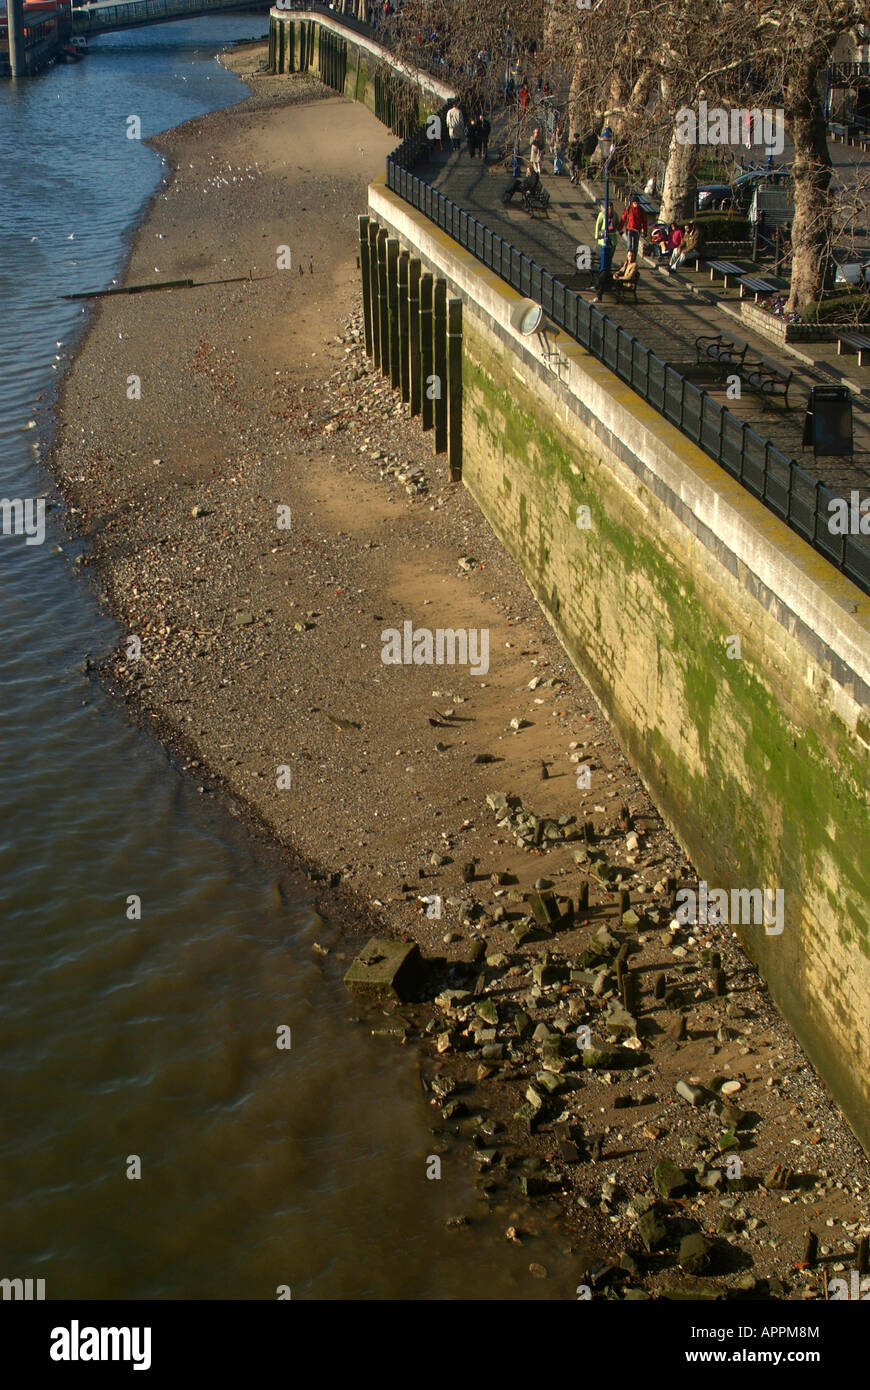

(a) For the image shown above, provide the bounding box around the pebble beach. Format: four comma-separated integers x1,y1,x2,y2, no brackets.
48,41,870,1298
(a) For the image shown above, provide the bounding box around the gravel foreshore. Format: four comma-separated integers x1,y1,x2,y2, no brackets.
48,42,870,1299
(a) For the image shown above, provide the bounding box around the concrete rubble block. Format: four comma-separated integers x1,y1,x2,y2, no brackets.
636,1207,668,1252
675,1079,705,1106
654,1156,694,1200
527,889,562,927
344,937,424,1002
678,1232,714,1274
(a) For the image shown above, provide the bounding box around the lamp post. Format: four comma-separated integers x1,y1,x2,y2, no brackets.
512,54,522,176
598,126,614,273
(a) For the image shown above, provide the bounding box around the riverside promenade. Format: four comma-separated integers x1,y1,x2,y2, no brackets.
423,120,870,495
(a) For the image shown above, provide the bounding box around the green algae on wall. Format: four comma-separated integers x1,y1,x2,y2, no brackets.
462,317,870,1149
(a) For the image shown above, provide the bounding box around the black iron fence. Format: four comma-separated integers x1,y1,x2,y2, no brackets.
388,122,870,595
275,10,869,593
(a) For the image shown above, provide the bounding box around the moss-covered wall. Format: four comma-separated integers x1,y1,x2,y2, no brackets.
268,12,441,130
270,11,870,1150
462,319,870,1150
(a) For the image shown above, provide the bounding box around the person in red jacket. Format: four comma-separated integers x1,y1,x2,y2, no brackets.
619,195,648,257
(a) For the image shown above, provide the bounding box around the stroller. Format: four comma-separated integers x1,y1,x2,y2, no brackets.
649,221,670,262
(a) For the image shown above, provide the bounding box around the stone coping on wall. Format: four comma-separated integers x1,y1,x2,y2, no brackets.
368,177,870,715
268,6,456,103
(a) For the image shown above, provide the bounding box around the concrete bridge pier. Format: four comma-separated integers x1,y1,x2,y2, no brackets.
8,0,26,77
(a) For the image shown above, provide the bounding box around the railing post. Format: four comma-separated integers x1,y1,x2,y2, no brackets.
408,259,422,418
420,272,434,432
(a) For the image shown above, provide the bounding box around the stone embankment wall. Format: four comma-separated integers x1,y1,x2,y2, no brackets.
271,10,870,1153
268,7,453,127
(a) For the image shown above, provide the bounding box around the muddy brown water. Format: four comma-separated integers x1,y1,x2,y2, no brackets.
0,17,580,1299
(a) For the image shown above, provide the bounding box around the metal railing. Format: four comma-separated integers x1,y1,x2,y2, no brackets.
388,119,870,594
273,2,456,82
72,0,262,35
274,10,869,594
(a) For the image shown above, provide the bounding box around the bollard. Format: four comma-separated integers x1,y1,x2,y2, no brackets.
408,260,422,418
377,229,390,376
359,216,372,359
398,250,410,403
433,279,447,453
420,273,434,432
447,298,463,480
387,238,401,390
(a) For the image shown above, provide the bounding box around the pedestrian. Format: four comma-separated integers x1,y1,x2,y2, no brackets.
619,194,648,257
552,122,566,175
595,199,617,276
478,112,491,162
530,126,544,174
466,114,479,158
446,100,464,153
501,161,539,205
568,132,583,183
519,82,530,114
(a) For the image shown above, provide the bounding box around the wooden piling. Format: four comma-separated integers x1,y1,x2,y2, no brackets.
386,238,400,390
376,229,389,376
408,260,421,418
358,216,372,358
447,298,463,480
433,279,447,453
420,272,434,431
367,221,380,367
398,250,410,403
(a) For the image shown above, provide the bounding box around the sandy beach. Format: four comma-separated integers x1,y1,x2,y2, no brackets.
48,42,869,1295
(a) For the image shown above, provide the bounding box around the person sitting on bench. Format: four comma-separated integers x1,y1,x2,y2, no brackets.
612,250,639,295
502,162,539,205
589,249,638,302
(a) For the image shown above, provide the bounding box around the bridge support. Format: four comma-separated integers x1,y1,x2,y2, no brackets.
8,0,26,77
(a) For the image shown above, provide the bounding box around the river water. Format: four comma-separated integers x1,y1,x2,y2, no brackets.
0,16,576,1299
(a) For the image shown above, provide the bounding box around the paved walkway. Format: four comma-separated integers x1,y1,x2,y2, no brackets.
423,124,870,494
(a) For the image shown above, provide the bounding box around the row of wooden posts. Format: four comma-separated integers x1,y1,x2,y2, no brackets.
358,215,463,480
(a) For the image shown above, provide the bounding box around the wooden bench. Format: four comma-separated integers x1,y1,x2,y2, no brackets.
521,185,550,217
708,259,747,289
837,331,870,367
741,354,794,406
739,275,780,301
695,332,750,370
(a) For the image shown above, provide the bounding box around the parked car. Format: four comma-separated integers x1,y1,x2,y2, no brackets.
834,260,870,286
696,166,791,212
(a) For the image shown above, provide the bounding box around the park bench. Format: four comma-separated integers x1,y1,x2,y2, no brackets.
837,330,870,368
739,275,780,302
521,185,550,217
695,332,750,370
707,259,747,289
741,353,794,407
